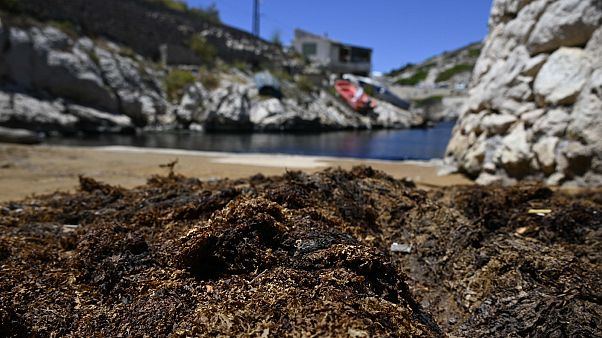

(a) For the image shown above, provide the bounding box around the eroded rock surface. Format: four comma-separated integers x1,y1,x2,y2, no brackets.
447,0,602,186
0,17,420,137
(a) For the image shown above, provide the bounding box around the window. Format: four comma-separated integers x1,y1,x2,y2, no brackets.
351,47,371,63
338,46,350,63
302,42,317,56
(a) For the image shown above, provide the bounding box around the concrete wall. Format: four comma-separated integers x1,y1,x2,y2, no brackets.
293,35,332,66
293,31,371,75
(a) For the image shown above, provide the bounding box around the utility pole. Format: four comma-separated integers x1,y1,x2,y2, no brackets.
253,0,260,37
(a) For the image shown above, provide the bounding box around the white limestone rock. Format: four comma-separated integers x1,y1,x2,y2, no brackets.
527,0,602,55
533,47,592,105
482,113,518,135
566,69,602,144
497,123,533,177
533,136,559,175
532,108,570,137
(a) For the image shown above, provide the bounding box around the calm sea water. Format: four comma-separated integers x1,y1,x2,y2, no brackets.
46,121,455,161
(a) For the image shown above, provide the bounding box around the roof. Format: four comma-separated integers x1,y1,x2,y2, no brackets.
294,29,372,52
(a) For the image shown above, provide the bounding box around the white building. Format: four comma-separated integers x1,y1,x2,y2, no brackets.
292,29,372,76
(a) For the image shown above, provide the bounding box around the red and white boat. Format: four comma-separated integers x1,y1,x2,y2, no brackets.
334,79,376,112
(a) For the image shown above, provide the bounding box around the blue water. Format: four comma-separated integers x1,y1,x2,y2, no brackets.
46,121,455,161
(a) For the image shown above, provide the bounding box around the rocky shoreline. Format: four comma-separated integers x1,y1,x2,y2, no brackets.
0,17,424,141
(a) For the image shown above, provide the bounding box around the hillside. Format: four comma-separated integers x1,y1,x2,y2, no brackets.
386,42,482,89
383,42,483,123
0,0,422,142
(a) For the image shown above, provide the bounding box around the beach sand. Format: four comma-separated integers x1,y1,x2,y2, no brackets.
0,143,471,202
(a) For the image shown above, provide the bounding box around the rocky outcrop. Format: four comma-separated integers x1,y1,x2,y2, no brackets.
0,23,169,134
175,75,420,132
0,126,40,144
446,0,602,187
5,0,288,66
0,19,421,139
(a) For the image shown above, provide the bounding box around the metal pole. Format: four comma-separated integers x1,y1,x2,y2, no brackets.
253,0,260,37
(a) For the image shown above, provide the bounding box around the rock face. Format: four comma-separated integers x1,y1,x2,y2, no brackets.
446,0,602,187
0,126,40,144
0,23,169,134
0,17,420,139
10,0,288,66
175,75,420,133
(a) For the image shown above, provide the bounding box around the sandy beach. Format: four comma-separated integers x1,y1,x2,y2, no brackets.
0,143,471,202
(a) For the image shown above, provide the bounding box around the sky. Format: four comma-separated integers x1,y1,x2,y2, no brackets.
185,0,493,73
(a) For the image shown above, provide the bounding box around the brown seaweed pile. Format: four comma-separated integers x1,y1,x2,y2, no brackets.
0,166,600,337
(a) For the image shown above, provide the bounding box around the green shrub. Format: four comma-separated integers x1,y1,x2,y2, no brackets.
232,61,249,74
165,69,196,102
189,4,220,24
118,46,137,59
273,69,293,83
199,68,220,90
149,0,187,12
468,48,481,58
444,49,462,59
435,64,474,82
190,35,217,66
413,95,443,108
296,76,314,93
49,20,78,38
395,68,429,86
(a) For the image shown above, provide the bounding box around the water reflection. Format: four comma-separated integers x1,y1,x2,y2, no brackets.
46,121,455,161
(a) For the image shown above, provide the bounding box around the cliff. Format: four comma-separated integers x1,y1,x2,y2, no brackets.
445,0,602,187
0,1,421,139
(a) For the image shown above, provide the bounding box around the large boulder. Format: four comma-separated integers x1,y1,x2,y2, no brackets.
482,113,517,135
66,104,134,133
372,99,415,129
0,126,41,144
527,0,602,55
94,46,169,126
532,136,559,174
566,69,602,144
531,108,570,137
0,23,174,132
0,92,75,132
496,123,533,178
533,47,592,105
29,27,118,112
203,84,253,132
176,83,208,125
0,90,134,134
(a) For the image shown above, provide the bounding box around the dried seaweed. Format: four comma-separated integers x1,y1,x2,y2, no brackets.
0,167,600,337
